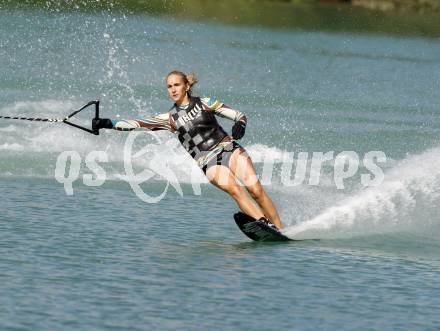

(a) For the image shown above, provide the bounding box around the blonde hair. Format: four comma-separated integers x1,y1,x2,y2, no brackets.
166,70,198,95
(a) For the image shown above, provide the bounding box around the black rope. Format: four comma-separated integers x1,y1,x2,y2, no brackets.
0,115,63,122
0,100,100,135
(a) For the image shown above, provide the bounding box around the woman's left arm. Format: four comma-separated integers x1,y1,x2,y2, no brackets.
202,98,247,124
202,97,247,140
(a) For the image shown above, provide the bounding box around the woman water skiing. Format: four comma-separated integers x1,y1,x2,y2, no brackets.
93,71,283,229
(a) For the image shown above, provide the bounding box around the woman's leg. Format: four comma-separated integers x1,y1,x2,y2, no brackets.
205,165,265,221
229,149,283,229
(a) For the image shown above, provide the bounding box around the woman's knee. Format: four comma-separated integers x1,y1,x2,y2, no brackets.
227,184,246,199
248,184,265,201
209,175,243,198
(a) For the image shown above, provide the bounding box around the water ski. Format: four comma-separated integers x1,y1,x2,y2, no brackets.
234,212,291,242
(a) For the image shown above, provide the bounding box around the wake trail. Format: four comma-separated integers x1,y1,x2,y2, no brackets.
283,147,440,240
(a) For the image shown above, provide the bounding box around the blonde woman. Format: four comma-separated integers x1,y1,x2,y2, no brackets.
93,71,283,229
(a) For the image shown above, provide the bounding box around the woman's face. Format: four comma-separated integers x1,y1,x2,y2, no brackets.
166,74,189,104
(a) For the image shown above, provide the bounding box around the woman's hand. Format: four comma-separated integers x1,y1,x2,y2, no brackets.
232,120,246,140
92,118,113,132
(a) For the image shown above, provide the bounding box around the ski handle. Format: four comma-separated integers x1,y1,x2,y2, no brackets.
62,100,100,135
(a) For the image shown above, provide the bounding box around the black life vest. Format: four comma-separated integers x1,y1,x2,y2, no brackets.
169,97,228,159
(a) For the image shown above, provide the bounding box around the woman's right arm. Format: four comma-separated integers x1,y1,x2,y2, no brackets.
93,113,174,132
